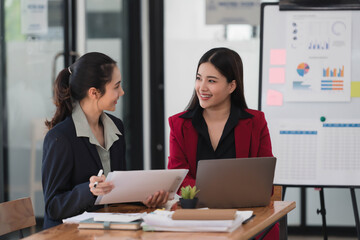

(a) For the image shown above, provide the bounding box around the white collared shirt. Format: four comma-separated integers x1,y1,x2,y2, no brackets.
72,101,122,176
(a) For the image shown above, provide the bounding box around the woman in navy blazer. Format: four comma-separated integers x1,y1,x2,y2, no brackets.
42,52,168,229
168,48,278,239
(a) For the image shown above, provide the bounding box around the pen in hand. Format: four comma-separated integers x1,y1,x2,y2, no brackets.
93,169,103,188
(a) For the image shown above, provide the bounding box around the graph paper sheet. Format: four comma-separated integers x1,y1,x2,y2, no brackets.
272,120,360,186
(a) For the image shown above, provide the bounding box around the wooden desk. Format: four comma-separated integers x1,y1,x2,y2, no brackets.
23,201,295,240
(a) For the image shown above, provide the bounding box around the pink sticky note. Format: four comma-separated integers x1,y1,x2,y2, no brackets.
269,68,285,84
267,89,283,106
270,49,286,65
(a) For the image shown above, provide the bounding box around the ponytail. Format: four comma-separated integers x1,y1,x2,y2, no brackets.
45,68,73,129
45,52,117,129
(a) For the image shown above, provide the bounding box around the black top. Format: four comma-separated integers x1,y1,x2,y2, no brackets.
180,104,253,164
42,114,126,229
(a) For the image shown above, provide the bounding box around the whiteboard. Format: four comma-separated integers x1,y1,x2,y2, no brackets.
259,3,360,186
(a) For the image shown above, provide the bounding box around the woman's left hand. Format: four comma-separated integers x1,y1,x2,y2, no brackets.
143,190,170,208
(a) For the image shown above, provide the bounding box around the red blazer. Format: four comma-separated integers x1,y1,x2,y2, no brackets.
167,108,279,240
168,108,273,189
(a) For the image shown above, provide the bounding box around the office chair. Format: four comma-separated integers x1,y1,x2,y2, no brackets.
0,197,36,238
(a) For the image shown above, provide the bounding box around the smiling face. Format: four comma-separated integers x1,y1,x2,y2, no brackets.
97,66,124,111
195,62,236,111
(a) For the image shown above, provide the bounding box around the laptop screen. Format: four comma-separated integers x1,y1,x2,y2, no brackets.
195,157,276,208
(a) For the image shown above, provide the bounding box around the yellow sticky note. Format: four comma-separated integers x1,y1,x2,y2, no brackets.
351,82,360,97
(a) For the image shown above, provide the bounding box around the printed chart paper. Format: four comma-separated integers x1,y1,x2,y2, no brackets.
285,12,351,102
272,121,319,185
273,120,360,185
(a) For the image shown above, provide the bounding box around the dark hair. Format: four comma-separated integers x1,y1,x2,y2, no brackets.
45,52,117,129
186,47,248,110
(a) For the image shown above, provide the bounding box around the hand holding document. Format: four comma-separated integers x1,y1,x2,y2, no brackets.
95,169,188,205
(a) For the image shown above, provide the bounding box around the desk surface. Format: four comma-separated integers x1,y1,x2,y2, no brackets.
24,201,295,240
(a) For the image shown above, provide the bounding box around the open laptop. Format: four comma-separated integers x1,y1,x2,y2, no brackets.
196,157,276,208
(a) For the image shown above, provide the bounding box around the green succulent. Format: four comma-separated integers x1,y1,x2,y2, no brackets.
180,185,200,199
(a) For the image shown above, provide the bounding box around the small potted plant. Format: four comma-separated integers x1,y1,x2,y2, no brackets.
179,185,200,209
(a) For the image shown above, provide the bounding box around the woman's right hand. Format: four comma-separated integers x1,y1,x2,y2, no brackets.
89,175,114,196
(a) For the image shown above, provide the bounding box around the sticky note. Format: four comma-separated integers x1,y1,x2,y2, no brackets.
266,89,283,106
269,68,285,84
351,82,360,97
270,49,286,65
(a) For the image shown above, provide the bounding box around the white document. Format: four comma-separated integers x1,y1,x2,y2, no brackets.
93,213,146,223
21,0,48,34
271,119,360,186
285,12,352,102
95,169,188,205
62,211,113,224
271,120,320,185
62,212,146,224
141,210,253,232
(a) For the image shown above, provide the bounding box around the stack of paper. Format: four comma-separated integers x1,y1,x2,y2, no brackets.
63,212,147,230
141,209,253,232
63,211,114,223
77,218,142,230
63,211,147,224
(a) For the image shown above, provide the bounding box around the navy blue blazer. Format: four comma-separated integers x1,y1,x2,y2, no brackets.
42,113,126,229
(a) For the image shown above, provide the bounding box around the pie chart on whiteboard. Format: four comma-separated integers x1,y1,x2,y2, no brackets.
297,63,310,77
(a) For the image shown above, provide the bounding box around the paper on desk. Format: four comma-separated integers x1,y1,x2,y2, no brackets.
63,212,111,223
94,213,146,222
62,211,146,224
141,210,253,232
95,169,188,205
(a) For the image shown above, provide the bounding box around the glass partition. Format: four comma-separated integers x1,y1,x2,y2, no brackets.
3,0,128,218
85,0,125,119
5,0,64,217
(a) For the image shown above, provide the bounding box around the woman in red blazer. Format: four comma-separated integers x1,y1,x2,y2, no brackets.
168,47,278,239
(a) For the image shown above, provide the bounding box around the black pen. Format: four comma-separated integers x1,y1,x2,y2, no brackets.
243,214,256,224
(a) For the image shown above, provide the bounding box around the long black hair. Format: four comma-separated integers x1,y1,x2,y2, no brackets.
45,52,116,129
186,47,248,110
